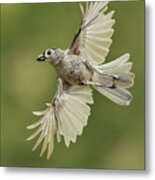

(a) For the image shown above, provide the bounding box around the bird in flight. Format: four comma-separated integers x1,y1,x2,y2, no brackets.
27,1,135,159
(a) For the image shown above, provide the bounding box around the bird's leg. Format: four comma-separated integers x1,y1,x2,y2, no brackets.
84,60,120,81
83,60,94,74
80,80,117,89
93,65,120,80
92,65,120,89
79,81,102,87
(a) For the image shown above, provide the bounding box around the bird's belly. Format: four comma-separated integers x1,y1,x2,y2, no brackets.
59,61,92,85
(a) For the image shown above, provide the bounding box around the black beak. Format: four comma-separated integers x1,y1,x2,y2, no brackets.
36,54,46,61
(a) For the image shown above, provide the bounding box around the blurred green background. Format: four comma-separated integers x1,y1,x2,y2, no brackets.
1,1,144,169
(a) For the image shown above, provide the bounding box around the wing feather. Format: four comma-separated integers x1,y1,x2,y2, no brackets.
57,86,93,147
68,2,115,64
27,81,93,159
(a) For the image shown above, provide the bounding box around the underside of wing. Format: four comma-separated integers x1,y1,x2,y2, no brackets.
68,1,115,65
27,81,93,159
55,86,93,147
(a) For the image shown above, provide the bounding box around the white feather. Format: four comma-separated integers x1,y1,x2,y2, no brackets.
27,86,93,159
69,2,115,65
99,53,130,70
94,86,132,106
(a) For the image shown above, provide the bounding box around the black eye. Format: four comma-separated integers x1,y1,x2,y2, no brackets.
47,50,51,55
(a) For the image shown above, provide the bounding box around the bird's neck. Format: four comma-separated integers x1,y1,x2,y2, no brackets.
49,49,66,69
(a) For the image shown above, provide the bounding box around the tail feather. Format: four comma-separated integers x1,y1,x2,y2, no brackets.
93,53,134,105
99,53,130,70
94,86,132,106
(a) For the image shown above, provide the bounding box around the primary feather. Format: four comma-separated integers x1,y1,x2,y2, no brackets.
69,1,115,64
27,85,93,159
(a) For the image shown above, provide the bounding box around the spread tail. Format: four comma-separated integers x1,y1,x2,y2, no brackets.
93,53,135,106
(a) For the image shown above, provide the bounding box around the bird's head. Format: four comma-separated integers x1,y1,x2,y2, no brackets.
36,48,64,66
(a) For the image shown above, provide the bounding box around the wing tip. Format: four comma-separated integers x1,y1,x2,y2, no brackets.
79,3,84,16
26,136,32,141
110,10,115,16
32,111,44,116
107,10,115,19
122,53,131,61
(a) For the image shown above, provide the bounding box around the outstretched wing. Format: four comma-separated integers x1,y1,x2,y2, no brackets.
68,1,115,64
27,79,93,159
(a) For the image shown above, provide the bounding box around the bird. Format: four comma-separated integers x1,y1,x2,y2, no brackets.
26,1,135,159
